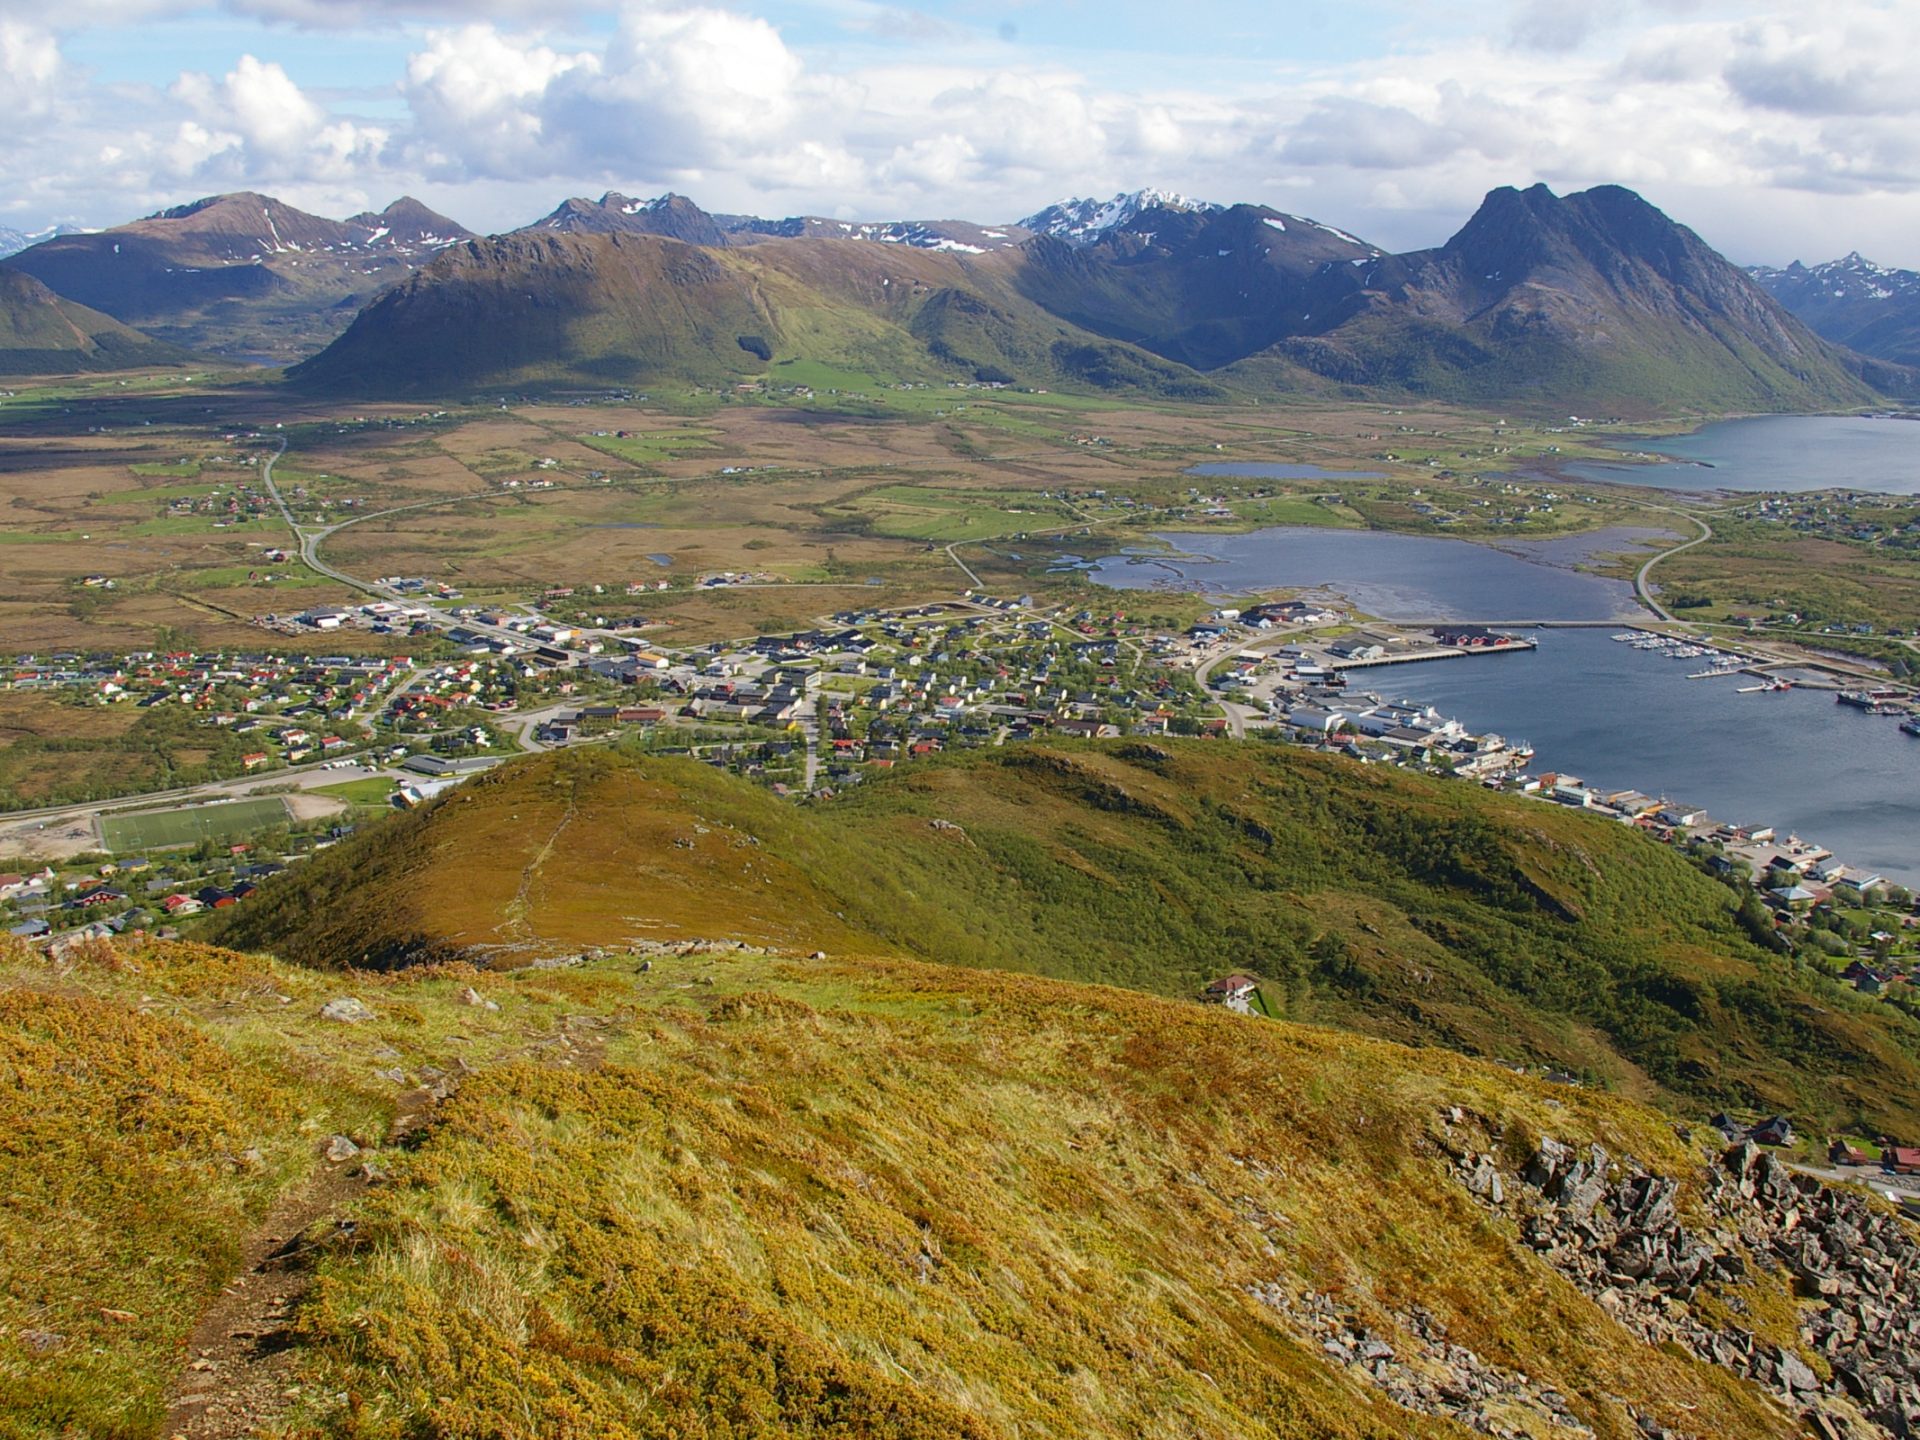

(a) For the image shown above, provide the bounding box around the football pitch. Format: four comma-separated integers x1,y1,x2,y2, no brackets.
99,797,293,852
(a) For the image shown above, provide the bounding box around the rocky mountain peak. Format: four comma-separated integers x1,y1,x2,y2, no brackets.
1018,189,1221,245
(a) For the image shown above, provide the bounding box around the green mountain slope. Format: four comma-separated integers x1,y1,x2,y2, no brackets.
210,741,1920,1139
287,229,1224,399
0,265,190,374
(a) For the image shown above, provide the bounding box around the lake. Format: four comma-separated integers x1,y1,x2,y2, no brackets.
1565,414,1920,494
1404,629,1919,885
1085,526,1644,621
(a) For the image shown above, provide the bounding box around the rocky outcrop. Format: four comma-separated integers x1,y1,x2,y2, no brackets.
1444,1115,1920,1438
1246,1282,1594,1436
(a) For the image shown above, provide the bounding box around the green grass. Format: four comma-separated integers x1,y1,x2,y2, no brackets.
129,461,202,478
100,796,292,851
836,484,1073,541
1228,497,1361,528
576,429,716,466
311,776,399,806
0,944,377,1438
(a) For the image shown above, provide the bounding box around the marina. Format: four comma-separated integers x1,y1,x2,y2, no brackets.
1407,628,1920,886
1099,526,1919,885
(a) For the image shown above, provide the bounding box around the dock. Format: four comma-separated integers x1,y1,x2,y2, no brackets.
1329,639,1537,671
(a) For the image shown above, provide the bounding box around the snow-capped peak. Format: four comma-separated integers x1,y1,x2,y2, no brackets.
1018,188,1220,245
1750,251,1920,305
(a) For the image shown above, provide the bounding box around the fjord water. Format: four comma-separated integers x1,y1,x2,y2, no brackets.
1410,629,1918,885
1565,414,1920,493
1087,525,1916,883
1086,526,1643,620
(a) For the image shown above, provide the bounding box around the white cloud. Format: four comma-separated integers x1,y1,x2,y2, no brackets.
0,19,60,117
7,0,1920,269
167,54,387,182
404,24,593,176
1723,14,1920,118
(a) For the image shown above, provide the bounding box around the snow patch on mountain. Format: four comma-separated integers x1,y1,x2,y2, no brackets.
1019,189,1219,245
1750,251,1920,304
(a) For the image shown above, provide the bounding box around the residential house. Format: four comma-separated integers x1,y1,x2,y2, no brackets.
1749,1116,1795,1147
1201,974,1262,1015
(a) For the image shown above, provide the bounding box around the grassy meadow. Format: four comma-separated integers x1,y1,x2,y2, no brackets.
0,933,1818,1440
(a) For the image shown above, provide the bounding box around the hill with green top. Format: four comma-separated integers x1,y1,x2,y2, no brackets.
0,266,191,375
211,739,1920,1141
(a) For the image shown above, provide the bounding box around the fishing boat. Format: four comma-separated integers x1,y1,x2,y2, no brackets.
1838,688,1909,710
1902,716,1920,737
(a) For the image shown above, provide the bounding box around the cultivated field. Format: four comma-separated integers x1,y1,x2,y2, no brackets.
0,369,1770,652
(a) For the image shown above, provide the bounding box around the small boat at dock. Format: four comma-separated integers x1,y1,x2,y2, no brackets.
1838,688,1911,712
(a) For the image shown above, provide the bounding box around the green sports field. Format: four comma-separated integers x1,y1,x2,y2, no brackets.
99,797,292,852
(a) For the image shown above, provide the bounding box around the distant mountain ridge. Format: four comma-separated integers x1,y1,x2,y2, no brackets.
293,181,1887,414
1750,253,1920,370
525,191,1031,254
3,192,473,362
1244,182,1882,409
1018,188,1221,244
4,180,1906,410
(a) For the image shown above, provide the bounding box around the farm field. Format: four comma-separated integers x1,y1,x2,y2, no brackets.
99,796,292,852
0,368,1806,654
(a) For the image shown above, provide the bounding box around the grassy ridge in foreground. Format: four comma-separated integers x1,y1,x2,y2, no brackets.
0,942,387,1436
1,937,1814,1439
209,740,1920,1139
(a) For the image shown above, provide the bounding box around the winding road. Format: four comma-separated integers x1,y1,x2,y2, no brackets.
257,437,593,661
1633,506,1715,624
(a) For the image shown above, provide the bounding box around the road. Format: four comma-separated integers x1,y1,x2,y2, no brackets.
257,436,597,662
1634,506,1715,624
1190,626,1316,738
801,672,825,789
943,540,984,590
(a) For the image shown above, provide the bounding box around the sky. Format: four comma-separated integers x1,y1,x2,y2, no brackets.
5,0,1920,265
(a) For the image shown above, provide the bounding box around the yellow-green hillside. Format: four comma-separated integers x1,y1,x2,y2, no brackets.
0,935,1844,1440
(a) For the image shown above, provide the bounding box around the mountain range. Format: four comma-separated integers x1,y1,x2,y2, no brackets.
1750,253,1920,371
1,182,1909,411
1,192,472,363
291,182,1890,413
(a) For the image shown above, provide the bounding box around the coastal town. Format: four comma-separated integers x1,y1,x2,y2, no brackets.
6,585,1916,993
